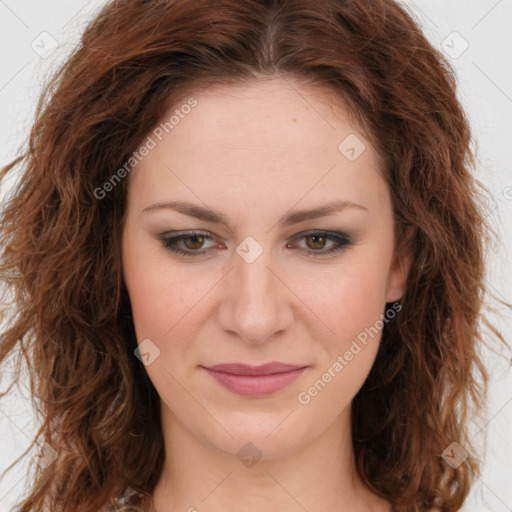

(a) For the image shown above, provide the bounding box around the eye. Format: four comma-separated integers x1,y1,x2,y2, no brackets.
158,230,352,258
159,230,216,256
288,231,352,256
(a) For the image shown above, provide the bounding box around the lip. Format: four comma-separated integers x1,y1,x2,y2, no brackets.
201,363,308,397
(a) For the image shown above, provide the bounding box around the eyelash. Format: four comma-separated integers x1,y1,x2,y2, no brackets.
158,230,352,258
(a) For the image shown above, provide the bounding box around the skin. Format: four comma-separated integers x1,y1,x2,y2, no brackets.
121,75,411,512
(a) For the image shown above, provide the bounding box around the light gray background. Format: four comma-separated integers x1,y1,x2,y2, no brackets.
0,1,511,511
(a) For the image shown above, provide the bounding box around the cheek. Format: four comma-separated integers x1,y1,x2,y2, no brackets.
295,268,388,413
122,246,200,399
125,267,199,349
299,256,391,344
122,229,183,343
124,242,391,346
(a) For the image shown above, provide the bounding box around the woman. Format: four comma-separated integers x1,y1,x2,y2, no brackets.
0,0,507,511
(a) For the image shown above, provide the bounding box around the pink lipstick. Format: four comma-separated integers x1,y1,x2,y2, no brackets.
202,363,307,397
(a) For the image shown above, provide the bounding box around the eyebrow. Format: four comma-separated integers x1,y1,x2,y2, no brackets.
142,199,368,228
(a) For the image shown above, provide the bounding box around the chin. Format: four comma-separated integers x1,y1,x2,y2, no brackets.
197,414,311,461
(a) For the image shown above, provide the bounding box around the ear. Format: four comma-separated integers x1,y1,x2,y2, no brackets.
385,226,414,303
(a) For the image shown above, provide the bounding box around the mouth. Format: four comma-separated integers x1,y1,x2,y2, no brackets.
200,362,308,397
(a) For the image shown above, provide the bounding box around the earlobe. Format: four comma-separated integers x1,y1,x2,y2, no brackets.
385,226,414,303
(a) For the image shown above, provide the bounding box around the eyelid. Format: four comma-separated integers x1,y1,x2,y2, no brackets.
158,229,352,257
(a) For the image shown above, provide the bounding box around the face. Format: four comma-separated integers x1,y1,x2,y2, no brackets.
121,76,410,459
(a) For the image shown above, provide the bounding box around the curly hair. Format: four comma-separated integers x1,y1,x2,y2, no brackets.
0,0,508,511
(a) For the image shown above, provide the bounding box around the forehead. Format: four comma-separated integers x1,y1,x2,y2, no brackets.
127,77,387,215
169,77,363,151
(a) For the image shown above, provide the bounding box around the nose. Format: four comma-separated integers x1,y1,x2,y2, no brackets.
217,245,294,345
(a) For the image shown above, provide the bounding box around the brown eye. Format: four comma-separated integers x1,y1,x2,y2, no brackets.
182,234,207,250
288,231,352,257
160,230,352,258
159,231,216,256
304,234,328,251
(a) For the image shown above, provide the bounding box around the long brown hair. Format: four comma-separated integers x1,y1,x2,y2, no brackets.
0,1,508,511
